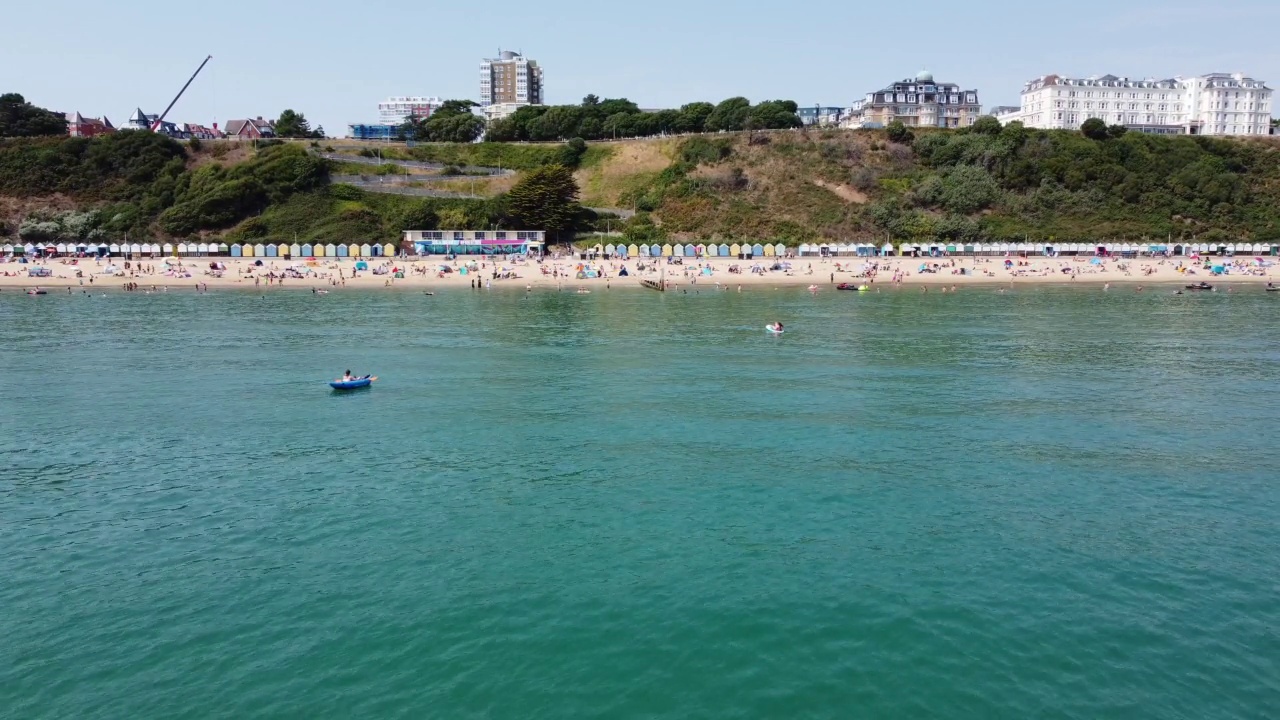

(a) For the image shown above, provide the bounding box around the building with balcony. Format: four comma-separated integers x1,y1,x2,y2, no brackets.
797,106,845,126
843,71,981,129
480,51,543,106
1012,72,1272,136
377,97,444,125
405,229,545,256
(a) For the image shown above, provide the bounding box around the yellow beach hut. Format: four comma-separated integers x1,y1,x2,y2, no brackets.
729,243,742,256
763,244,776,257
661,244,673,257
242,244,255,258
628,244,639,257
383,243,396,257
347,243,360,258
313,243,326,257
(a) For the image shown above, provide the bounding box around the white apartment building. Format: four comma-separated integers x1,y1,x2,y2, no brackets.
1009,73,1271,136
377,97,444,125
483,103,528,123
480,51,543,106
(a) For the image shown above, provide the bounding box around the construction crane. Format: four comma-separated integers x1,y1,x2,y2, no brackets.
151,55,213,132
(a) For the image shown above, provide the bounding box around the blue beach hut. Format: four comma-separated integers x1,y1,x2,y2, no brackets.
337,244,349,257
301,244,313,257
752,243,765,256
719,245,729,257
685,244,696,257
649,244,661,257
265,244,278,257
230,244,242,257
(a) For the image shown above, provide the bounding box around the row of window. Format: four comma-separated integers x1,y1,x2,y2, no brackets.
420,231,541,241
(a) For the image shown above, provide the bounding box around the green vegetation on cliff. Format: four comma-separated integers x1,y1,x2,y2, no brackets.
582,124,1280,244
4,122,1280,245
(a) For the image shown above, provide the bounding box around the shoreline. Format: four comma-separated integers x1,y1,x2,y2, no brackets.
1,255,1275,292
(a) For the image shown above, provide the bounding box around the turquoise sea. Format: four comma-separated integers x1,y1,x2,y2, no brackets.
2,285,1278,719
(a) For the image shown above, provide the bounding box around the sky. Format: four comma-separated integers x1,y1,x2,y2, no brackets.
3,0,1278,136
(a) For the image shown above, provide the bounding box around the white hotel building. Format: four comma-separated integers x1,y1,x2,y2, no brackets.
1007,73,1272,136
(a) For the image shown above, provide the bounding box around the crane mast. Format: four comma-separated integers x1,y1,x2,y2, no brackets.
151,55,213,132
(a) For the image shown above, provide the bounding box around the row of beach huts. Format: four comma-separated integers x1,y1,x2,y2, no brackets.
2,242,400,258
5,240,1276,260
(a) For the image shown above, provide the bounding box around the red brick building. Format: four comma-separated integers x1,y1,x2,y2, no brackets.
66,112,115,138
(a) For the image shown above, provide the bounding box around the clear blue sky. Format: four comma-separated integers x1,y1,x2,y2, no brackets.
3,0,1277,136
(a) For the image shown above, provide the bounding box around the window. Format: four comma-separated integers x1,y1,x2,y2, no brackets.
496,231,507,240
453,231,464,241
475,231,486,240
424,231,443,240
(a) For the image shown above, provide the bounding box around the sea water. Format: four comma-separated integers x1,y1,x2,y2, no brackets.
2,286,1278,719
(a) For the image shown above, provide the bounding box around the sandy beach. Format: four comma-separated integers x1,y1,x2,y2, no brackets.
1,253,1276,293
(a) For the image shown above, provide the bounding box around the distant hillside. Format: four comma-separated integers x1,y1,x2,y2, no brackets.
4,128,1280,245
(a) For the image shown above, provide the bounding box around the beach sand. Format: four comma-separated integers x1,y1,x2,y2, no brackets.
1,253,1275,293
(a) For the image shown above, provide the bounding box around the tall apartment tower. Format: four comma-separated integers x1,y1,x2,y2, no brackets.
479,50,543,106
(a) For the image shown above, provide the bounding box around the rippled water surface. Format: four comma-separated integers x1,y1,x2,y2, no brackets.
2,286,1279,719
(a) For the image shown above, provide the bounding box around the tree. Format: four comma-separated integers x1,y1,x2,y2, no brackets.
748,100,803,130
886,120,914,144
1107,124,1128,139
676,102,714,133
0,93,68,137
274,109,314,138
405,100,485,143
705,97,751,132
506,164,581,240
971,115,1003,136
1081,118,1109,140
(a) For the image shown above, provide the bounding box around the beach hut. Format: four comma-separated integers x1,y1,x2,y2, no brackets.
384,243,396,257
336,244,348,257
346,243,359,257
325,243,337,257
265,244,278,257
198,243,210,255
752,243,765,257
686,244,697,257
230,244,242,257
359,243,372,257
660,244,672,257
605,244,616,257
241,244,254,257
707,243,719,257
646,244,659,257
623,244,636,257
763,243,776,257
639,244,650,256
673,243,685,257
799,243,811,256
727,243,739,257
1,243,11,254
301,243,314,257
286,243,299,257
312,244,325,258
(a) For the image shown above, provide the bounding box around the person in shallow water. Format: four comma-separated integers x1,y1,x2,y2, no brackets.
770,322,784,332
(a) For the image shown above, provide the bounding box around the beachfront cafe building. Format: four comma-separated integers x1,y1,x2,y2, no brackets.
405,229,545,257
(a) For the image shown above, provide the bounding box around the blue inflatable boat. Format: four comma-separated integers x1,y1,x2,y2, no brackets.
330,375,375,390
